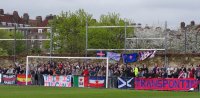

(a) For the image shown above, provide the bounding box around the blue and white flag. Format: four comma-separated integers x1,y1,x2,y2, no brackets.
107,52,121,61
123,53,138,63
118,77,134,89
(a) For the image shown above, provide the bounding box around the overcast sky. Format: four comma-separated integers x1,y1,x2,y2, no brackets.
1,0,200,29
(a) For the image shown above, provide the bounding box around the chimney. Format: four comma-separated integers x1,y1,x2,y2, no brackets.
180,22,185,29
0,9,4,15
13,11,19,17
13,11,19,23
191,21,195,26
137,23,142,28
45,14,54,20
36,16,42,24
23,13,29,24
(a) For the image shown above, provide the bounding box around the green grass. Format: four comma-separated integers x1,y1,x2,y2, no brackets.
0,85,200,98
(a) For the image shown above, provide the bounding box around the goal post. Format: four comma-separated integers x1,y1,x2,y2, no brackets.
26,56,109,88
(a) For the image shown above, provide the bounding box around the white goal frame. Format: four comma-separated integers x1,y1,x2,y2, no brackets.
26,56,109,88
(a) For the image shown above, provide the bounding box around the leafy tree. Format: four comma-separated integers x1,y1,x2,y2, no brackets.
45,9,134,55
0,30,26,55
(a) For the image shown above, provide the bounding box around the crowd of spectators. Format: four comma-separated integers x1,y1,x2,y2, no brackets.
1,61,200,81
108,64,200,80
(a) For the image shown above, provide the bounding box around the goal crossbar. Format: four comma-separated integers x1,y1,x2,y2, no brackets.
87,49,165,51
126,38,165,40
26,56,109,88
88,25,135,28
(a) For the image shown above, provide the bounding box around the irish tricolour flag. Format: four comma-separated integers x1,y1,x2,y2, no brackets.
73,76,88,87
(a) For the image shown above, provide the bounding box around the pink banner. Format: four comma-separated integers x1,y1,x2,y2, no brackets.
135,78,200,91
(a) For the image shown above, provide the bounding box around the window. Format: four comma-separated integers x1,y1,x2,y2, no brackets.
19,24,24,27
47,29,51,33
7,23,12,27
1,22,6,26
38,29,43,33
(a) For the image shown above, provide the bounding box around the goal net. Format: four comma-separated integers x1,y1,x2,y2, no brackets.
25,56,109,88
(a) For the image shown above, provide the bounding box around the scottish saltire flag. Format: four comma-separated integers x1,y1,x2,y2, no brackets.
107,52,121,61
118,77,134,89
139,50,156,61
96,51,106,57
89,76,105,88
123,53,138,63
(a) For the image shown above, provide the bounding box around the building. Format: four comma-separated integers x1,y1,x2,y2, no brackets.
0,9,54,53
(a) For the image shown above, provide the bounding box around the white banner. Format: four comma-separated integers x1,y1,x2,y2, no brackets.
43,75,71,87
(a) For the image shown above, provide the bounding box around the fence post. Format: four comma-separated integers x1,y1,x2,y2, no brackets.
199,84,200,92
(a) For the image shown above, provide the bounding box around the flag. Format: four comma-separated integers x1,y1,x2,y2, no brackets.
123,53,138,63
73,76,88,87
89,76,105,88
17,74,32,85
118,77,134,89
107,52,121,61
139,50,156,61
149,50,156,58
96,51,106,57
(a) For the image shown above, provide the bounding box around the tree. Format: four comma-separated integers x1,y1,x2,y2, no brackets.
46,9,93,54
0,30,26,55
45,9,134,55
88,13,134,50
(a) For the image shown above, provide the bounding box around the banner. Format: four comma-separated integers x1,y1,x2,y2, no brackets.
135,78,200,91
118,77,134,89
89,76,105,88
0,74,2,83
139,50,156,61
73,76,88,87
43,75,71,87
3,74,16,84
107,52,121,61
17,74,32,85
123,53,138,63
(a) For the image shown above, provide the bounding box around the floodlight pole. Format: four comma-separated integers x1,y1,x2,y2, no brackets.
164,28,167,67
25,29,28,55
50,27,53,58
14,25,17,63
124,20,128,89
85,17,88,57
124,20,127,52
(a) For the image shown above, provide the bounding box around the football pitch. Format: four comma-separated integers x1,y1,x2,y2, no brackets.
0,86,200,98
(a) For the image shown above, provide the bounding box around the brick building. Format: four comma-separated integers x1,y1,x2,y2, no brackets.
0,9,53,53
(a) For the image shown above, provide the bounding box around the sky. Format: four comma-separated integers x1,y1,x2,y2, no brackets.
1,0,200,29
